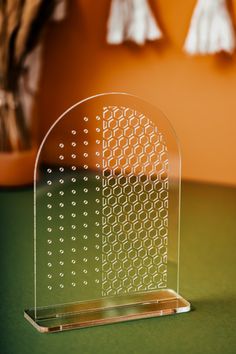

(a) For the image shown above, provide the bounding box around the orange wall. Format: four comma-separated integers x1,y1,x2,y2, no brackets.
37,0,236,186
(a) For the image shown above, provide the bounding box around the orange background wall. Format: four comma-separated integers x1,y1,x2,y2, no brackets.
37,0,236,186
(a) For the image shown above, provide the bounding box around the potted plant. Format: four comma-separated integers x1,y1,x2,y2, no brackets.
0,0,63,186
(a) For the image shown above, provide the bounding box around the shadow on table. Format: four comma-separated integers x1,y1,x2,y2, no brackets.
188,294,236,314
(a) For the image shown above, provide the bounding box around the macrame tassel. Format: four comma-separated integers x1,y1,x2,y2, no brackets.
107,0,127,44
107,0,162,45
184,0,235,55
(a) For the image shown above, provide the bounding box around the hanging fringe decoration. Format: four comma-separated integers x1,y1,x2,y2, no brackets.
184,0,235,55
107,0,162,45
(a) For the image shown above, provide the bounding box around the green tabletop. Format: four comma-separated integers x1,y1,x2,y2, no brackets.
0,181,235,354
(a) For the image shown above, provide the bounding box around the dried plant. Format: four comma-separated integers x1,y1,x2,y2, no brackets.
0,0,57,152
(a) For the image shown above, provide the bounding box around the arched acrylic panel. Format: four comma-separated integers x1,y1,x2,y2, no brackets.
24,93,190,332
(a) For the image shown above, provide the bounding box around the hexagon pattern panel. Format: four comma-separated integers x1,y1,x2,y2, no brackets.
102,106,168,296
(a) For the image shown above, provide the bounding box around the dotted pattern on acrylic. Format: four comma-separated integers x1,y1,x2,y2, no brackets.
102,106,168,296
44,116,103,299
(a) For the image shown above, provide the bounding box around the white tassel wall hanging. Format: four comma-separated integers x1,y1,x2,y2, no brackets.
107,0,162,45
184,0,236,55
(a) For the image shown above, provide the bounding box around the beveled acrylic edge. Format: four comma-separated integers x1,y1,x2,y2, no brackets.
24,289,190,333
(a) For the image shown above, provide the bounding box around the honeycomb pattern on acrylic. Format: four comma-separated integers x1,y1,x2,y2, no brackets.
102,106,168,296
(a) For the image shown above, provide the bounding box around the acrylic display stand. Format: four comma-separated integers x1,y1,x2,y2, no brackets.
24,93,190,333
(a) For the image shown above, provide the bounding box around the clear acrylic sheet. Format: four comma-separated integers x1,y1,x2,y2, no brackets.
24,93,190,332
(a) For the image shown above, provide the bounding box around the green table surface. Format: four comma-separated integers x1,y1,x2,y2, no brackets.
0,181,236,354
